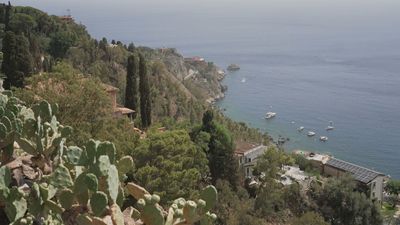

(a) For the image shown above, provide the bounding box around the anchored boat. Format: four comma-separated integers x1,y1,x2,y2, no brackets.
307,131,316,137
326,121,334,131
320,136,328,141
265,112,277,119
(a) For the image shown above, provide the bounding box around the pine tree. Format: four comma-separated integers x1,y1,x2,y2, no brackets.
139,54,151,128
128,43,135,52
201,110,239,187
125,54,138,115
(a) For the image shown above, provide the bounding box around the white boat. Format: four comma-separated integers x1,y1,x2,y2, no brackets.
326,121,334,131
307,131,316,137
326,126,334,131
298,126,305,131
241,78,246,83
265,112,276,119
320,136,328,141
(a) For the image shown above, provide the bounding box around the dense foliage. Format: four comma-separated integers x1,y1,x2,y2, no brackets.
309,175,383,225
125,54,138,116
133,129,209,203
0,92,218,225
139,54,151,128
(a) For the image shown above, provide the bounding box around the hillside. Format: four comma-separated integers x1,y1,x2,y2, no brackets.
0,3,390,225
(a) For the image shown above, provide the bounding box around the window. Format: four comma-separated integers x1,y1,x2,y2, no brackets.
246,168,250,176
372,192,375,198
239,157,243,164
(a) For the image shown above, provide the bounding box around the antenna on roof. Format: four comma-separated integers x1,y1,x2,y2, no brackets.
67,9,71,17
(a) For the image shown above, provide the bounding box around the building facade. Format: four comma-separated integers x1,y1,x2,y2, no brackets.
235,144,267,178
299,151,387,202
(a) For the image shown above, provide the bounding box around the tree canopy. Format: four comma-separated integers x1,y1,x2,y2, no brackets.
132,129,209,203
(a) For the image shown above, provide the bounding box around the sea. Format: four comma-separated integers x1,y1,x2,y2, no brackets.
15,0,400,178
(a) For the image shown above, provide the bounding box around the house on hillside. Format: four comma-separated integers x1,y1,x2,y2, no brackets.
235,143,267,178
324,158,387,202
297,151,387,202
184,56,205,63
102,84,135,119
59,15,73,22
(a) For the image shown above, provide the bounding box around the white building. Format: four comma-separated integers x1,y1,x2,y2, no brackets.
297,151,387,202
235,144,267,178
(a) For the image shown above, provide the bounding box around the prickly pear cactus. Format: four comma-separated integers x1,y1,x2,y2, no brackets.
90,191,108,216
0,92,218,225
16,100,72,160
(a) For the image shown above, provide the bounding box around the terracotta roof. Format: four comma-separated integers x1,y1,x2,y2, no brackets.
102,83,119,92
234,142,261,155
114,106,135,115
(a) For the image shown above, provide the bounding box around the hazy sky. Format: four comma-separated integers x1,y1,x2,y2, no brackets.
11,0,400,45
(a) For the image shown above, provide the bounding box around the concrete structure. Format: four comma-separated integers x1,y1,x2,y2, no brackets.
235,143,267,178
184,56,205,62
102,84,135,118
295,151,387,202
324,158,386,202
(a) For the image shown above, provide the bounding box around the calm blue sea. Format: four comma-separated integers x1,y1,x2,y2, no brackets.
15,0,400,178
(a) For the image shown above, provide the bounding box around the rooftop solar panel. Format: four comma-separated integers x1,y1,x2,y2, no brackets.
325,158,383,184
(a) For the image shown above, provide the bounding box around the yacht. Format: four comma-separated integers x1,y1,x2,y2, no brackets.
265,112,276,119
307,131,316,137
320,136,328,141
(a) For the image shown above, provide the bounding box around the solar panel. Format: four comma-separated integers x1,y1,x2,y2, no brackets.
325,158,382,184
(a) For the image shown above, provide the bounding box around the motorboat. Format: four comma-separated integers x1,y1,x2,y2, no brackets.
326,121,334,131
326,126,334,131
298,126,305,132
265,112,276,119
307,131,316,137
241,78,246,83
320,136,328,141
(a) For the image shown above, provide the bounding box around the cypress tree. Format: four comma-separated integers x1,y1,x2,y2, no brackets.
139,54,151,128
4,1,11,31
15,34,33,77
2,32,33,89
125,54,138,114
2,31,18,89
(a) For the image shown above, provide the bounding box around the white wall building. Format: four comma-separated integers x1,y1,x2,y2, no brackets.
235,144,267,178
296,151,388,202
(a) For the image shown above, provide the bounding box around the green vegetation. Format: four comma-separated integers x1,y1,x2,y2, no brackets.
0,3,386,225
193,110,239,187
133,129,209,203
139,53,151,128
291,212,330,225
2,31,33,89
125,54,138,115
308,175,383,225
0,91,217,225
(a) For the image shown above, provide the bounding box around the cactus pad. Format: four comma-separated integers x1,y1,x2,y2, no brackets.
90,191,108,216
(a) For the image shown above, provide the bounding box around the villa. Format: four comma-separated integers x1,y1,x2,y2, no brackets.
297,151,387,202
235,143,267,178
